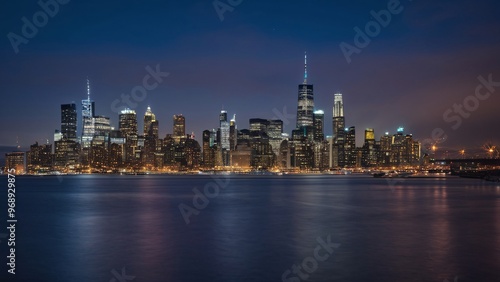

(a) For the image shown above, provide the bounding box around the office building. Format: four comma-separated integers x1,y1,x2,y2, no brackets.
296,52,314,128
5,152,25,174
61,103,77,142
313,110,324,142
27,142,52,173
81,79,95,149
119,108,138,166
143,106,156,137
173,114,185,143
332,93,346,167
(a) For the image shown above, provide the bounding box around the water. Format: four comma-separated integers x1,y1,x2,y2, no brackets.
0,175,499,282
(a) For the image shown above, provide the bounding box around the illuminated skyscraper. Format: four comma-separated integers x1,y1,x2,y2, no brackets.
230,115,237,151
268,119,284,157
81,79,95,149
173,114,186,143
94,116,111,137
249,118,269,132
379,132,392,166
119,108,138,165
119,109,138,138
345,126,356,167
390,127,421,166
219,110,230,166
61,103,77,142
55,104,80,169
202,130,215,168
143,106,156,137
296,52,314,128
332,93,346,167
143,107,158,167
313,110,324,142
362,128,377,167
219,110,230,150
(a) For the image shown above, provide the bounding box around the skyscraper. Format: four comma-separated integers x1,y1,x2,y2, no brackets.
119,109,138,138
61,103,77,142
93,116,111,137
81,79,95,149
296,53,314,128
219,110,230,166
249,118,269,132
55,104,80,169
332,93,346,167
345,126,356,167
119,108,138,165
54,103,79,170
267,119,284,157
362,128,377,167
230,115,237,151
202,130,215,168
173,114,186,143
143,106,156,137
313,110,325,142
143,107,158,167
219,110,230,150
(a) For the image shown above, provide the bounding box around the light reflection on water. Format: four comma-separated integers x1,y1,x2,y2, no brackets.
0,175,499,281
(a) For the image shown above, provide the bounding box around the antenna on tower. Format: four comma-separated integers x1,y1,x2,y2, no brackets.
304,51,308,84
86,77,91,100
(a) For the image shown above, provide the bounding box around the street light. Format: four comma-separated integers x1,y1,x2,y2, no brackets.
459,149,465,159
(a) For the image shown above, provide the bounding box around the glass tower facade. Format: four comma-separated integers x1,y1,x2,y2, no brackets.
61,103,77,142
296,53,314,128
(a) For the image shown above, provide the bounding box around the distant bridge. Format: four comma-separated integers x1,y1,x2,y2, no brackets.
432,158,500,166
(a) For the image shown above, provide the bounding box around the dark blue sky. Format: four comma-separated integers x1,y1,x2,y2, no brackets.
1,0,500,154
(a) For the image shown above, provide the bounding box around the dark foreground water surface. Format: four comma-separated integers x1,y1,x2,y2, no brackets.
0,175,499,282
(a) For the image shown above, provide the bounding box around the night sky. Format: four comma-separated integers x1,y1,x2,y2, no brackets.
1,0,500,157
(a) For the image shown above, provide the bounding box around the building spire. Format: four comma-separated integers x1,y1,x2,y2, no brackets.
86,77,91,101
304,51,308,84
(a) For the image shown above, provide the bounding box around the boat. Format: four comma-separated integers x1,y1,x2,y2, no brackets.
406,171,449,178
373,170,413,178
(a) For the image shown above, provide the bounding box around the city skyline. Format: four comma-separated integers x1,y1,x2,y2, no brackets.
0,63,498,162
1,0,500,154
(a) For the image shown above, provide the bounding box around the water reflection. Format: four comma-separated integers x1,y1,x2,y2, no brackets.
4,175,500,281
